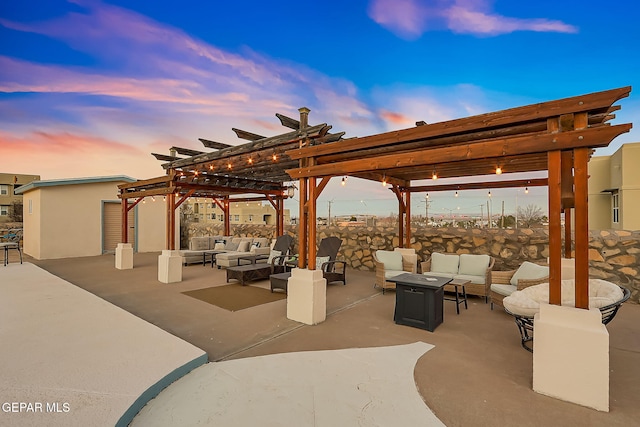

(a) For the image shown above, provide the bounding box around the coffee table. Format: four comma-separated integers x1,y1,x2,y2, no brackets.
386,273,452,332
226,264,272,286
237,254,269,266
444,278,470,314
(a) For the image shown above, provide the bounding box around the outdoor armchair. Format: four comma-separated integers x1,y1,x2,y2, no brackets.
490,261,550,310
373,248,417,294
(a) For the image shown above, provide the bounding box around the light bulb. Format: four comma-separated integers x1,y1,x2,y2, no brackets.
525,187,529,194
496,166,502,175
455,191,458,197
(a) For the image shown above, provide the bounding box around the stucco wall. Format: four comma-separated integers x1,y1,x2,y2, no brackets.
21,181,167,259
187,223,640,303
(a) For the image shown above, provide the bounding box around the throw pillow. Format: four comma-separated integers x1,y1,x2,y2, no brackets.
510,261,549,286
252,241,260,248
225,240,239,251
376,250,403,271
214,242,225,250
316,256,330,270
431,252,460,274
458,254,491,276
237,241,251,252
268,250,282,264
191,237,210,251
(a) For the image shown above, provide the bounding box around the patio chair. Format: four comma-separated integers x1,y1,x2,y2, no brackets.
490,261,550,310
269,234,295,274
503,279,630,352
373,248,417,294
269,236,346,292
316,236,346,285
1,228,22,243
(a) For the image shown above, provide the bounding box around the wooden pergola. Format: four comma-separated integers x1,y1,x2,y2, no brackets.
118,86,631,310
285,86,632,310
118,108,346,250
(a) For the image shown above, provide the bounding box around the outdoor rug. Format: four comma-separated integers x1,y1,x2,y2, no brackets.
182,284,286,311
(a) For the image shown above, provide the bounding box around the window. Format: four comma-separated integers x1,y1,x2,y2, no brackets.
248,214,253,222
212,213,216,220
234,215,239,222
612,192,620,224
28,199,33,214
0,185,8,195
0,205,8,216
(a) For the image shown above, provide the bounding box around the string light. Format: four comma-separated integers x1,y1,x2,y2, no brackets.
209,165,214,170
525,187,529,194
382,174,387,187
455,191,458,198
248,157,253,165
432,170,438,180
151,196,155,202
341,176,347,186
496,166,502,175
488,191,492,198
272,153,277,161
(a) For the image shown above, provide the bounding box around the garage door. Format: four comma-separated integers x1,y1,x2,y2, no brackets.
103,202,135,253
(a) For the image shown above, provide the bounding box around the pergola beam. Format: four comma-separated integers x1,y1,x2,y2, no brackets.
287,124,630,179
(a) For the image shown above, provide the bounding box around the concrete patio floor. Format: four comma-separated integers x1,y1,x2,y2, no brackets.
3,251,640,426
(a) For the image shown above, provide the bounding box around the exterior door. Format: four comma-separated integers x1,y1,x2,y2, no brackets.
103,201,135,253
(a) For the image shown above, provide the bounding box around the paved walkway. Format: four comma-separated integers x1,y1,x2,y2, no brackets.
0,263,207,427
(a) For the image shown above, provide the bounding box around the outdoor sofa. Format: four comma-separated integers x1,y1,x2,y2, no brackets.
420,252,494,301
180,236,270,266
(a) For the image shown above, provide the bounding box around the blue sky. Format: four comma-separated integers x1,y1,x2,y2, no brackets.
1,0,639,218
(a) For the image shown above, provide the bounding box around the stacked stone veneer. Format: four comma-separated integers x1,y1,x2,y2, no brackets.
186,223,639,303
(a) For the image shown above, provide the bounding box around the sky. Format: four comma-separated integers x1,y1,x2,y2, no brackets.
2,0,639,219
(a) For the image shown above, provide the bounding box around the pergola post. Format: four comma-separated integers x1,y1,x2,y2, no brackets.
223,196,230,236
115,197,133,270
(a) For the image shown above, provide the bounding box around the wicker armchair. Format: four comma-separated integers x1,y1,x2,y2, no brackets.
490,267,549,310
373,249,417,294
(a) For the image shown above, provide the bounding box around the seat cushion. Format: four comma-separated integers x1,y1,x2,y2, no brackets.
268,250,282,264
453,273,485,285
431,253,460,275
504,279,625,317
385,269,407,279
510,261,549,286
376,250,403,271
237,240,251,252
458,254,490,277
490,283,517,297
316,256,330,270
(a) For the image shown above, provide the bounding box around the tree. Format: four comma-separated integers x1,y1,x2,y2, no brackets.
9,201,23,222
517,204,545,228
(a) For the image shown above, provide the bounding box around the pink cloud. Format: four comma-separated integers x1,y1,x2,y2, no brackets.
379,110,414,126
368,0,578,39
1,130,160,179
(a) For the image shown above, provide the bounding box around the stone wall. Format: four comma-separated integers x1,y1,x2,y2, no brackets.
185,223,639,303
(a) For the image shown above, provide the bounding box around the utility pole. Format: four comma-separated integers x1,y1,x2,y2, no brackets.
480,204,484,227
422,194,431,226
327,200,333,226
